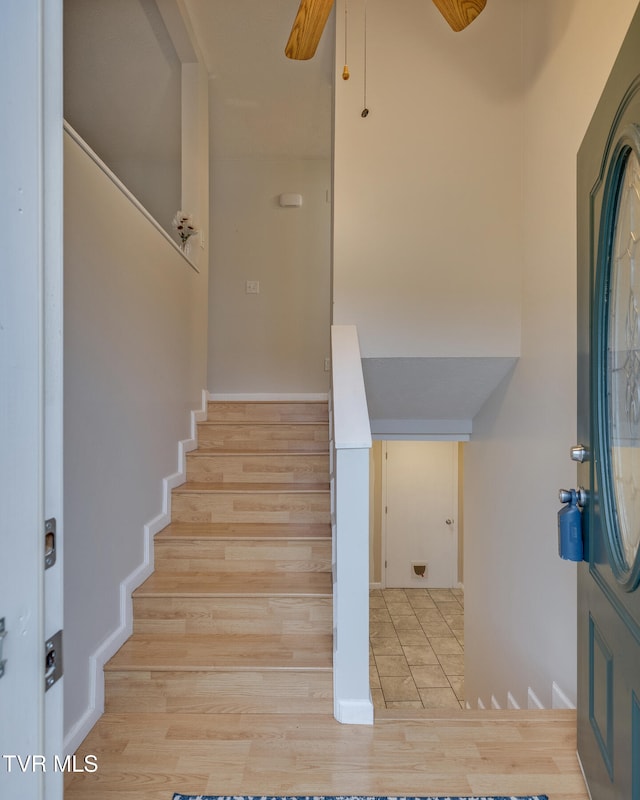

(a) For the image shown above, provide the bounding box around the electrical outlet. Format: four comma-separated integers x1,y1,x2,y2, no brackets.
245,280,260,294
324,357,330,372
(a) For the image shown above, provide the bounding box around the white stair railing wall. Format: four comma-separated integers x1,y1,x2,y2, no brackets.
330,325,374,724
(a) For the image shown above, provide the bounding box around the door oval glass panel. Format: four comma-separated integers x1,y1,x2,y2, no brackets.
603,130,640,589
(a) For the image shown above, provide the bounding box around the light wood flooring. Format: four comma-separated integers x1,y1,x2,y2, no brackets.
65,709,588,800
65,400,588,800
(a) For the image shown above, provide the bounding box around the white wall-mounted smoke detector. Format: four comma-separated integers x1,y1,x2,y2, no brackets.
279,193,303,207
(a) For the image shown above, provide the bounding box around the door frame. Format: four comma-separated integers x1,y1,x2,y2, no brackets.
0,2,64,797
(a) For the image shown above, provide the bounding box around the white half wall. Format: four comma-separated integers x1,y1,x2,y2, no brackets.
463,0,639,711
332,0,523,360
63,130,208,743
208,157,331,393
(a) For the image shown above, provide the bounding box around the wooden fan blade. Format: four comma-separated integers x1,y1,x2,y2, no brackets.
431,0,487,32
285,0,334,60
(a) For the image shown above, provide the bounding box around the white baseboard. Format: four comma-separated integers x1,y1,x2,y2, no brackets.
468,684,570,715
552,681,576,709
208,392,329,401
467,681,575,711
369,582,383,590
507,691,521,710
334,698,374,725
527,686,545,710
63,389,208,757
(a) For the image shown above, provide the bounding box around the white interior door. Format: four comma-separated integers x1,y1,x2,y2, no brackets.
384,441,458,588
0,3,64,798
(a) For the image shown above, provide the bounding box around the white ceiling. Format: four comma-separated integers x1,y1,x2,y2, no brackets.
184,0,334,159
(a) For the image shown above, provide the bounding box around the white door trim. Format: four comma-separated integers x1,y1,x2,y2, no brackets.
0,3,64,798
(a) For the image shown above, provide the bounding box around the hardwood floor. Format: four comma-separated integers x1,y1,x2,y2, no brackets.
65,400,588,800
65,709,588,800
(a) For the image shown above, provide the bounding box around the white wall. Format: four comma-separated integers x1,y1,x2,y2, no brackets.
63,132,208,739
208,157,331,394
64,0,182,237
464,0,639,710
333,0,523,359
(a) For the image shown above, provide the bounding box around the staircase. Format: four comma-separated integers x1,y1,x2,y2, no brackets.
104,400,333,715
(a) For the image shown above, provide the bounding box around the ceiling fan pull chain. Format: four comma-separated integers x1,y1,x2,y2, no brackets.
342,0,350,79
361,0,369,117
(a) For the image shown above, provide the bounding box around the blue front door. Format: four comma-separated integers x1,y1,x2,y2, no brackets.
577,6,640,799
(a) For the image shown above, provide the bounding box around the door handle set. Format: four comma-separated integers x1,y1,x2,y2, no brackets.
557,444,590,562
559,487,588,508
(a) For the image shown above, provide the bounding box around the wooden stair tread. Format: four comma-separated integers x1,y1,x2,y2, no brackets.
105,633,333,671
173,482,330,493
187,450,329,458
135,571,332,597
105,398,334,716
155,522,331,541
195,445,329,453
200,418,329,425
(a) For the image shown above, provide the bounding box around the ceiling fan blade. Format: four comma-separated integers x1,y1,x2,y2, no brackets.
285,0,334,60
431,0,487,32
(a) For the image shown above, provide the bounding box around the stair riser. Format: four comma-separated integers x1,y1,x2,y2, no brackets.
133,596,332,636
171,491,331,524
104,670,333,714
154,540,331,573
186,453,330,484
197,423,329,452
207,402,328,423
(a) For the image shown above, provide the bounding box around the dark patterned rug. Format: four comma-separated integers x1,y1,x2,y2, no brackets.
172,795,549,800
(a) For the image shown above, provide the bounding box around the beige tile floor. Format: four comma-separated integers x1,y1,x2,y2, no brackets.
370,586,464,710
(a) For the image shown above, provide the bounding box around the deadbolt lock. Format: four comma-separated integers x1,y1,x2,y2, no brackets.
570,444,589,463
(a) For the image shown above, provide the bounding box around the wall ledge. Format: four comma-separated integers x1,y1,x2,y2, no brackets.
63,121,199,273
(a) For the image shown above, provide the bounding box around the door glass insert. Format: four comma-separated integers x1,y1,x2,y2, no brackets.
607,145,640,576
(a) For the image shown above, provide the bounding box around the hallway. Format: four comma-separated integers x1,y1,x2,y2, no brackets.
370,587,464,710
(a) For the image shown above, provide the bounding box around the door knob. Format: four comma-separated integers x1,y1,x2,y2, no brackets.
570,444,589,463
